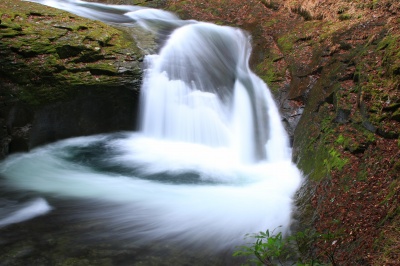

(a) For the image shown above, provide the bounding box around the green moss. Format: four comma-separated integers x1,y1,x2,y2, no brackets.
353,32,400,137
256,60,283,92
335,134,346,145
338,13,352,21
323,148,348,172
264,18,279,27
295,112,336,180
277,35,294,54
376,35,400,76
0,0,143,106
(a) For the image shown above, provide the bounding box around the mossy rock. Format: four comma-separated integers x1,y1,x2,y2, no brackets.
0,0,144,106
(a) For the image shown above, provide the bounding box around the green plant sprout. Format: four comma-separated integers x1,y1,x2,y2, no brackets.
233,227,333,266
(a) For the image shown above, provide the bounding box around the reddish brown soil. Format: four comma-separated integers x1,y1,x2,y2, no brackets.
163,1,400,265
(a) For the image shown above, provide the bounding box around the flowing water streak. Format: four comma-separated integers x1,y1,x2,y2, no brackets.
140,22,272,162
0,0,302,260
0,198,52,228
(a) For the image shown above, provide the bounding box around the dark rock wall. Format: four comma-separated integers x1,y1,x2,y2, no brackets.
0,0,149,159
28,88,139,149
1,82,140,160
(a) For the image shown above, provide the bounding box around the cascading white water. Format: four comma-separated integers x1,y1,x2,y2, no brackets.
0,0,302,263
140,21,276,163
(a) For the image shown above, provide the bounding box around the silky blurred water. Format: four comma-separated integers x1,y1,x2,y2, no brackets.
0,1,302,264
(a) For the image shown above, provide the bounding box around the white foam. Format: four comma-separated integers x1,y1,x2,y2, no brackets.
2,0,303,251
0,135,301,249
0,198,52,228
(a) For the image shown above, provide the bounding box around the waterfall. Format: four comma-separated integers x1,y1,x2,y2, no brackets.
0,1,302,263
27,0,288,162
141,22,275,162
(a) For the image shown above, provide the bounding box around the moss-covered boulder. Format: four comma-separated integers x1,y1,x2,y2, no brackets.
0,0,150,158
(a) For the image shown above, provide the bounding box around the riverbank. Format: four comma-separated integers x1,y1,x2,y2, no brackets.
163,0,400,264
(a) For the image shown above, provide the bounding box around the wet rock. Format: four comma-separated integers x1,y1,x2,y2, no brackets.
29,88,138,148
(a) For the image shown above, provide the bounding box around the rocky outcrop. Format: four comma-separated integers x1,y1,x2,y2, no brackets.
163,0,400,264
0,0,151,158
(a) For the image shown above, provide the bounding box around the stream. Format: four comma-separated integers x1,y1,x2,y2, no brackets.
0,1,302,265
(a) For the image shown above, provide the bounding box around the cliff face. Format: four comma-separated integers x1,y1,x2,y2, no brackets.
0,0,148,158
289,4,400,264
164,0,400,264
